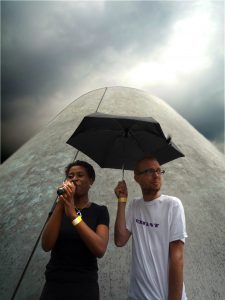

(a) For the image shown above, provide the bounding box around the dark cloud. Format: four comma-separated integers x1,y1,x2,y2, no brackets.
152,53,224,142
1,1,224,163
2,1,193,100
2,2,180,98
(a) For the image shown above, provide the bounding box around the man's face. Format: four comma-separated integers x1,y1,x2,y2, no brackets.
134,159,163,193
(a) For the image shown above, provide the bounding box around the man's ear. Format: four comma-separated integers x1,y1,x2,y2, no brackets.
134,174,139,183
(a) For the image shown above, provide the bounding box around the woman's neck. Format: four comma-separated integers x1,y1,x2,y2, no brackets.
74,195,90,209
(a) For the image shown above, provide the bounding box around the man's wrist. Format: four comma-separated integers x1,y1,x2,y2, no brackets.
118,197,128,203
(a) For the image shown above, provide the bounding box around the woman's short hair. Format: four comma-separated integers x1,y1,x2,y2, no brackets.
65,160,95,181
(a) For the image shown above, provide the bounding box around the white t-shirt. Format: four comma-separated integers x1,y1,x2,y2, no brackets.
126,195,188,300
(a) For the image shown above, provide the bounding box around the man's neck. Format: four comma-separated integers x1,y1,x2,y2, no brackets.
142,190,161,202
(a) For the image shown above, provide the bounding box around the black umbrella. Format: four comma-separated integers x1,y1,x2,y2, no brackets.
67,112,184,172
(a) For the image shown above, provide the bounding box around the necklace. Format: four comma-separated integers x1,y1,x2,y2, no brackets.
75,208,82,217
75,201,91,217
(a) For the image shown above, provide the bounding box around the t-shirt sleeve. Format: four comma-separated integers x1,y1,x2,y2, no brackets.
97,205,110,227
170,198,188,243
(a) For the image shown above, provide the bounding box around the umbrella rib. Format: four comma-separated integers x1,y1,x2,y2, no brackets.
100,134,123,167
128,131,146,155
128,131,164,156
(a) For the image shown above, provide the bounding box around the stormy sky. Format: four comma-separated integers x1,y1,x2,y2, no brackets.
1,1,224,163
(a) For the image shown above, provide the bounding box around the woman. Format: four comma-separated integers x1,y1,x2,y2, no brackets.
40,160,109,300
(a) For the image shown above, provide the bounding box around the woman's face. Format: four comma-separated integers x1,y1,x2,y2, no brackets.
67,165,93,196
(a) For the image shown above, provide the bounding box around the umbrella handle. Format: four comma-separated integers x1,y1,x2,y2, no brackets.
122,164,124,180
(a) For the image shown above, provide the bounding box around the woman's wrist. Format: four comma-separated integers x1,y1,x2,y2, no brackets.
56,199,64,211
69,210,78,221
71,215,82,226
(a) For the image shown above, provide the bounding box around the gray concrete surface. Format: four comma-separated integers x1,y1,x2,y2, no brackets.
0,86,225,300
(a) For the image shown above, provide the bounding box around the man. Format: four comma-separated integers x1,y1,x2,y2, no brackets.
114,156,187,300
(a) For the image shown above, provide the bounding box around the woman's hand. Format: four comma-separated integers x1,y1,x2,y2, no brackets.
59,181,77,220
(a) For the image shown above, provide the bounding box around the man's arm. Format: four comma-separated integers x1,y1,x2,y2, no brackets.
114,180,131,247
114,201,131,246
168,240,184,300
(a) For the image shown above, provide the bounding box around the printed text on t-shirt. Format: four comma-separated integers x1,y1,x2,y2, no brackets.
136,218,159,228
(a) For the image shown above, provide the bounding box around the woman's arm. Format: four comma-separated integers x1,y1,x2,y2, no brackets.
61,184,109,258
41,201,64,252
74,221,109,258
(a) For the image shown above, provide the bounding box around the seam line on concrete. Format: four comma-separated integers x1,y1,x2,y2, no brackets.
95,87,107,112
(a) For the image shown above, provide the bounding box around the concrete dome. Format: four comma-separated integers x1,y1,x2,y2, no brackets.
0,86,225,300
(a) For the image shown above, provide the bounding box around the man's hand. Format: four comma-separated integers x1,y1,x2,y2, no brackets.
114,179,131,247
114,180,128,199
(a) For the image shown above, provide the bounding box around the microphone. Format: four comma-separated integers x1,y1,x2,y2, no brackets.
57,187,65,196
57,181,76,196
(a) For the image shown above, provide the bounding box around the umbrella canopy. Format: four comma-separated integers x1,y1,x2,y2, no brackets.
66,112,184,170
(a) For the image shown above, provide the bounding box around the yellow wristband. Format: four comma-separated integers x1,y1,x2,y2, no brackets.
72,215,82,226
118,197,127,203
